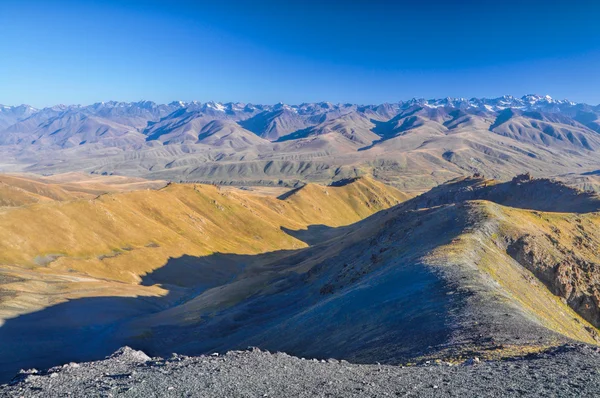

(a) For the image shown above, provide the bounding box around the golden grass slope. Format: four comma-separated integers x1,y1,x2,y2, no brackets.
0,176,408,321
426,201,600,348
0,174,89,206
0,173,168,207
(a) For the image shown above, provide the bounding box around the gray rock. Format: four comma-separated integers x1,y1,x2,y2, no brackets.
2,344,600,397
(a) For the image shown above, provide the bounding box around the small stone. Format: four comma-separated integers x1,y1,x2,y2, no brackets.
464,357,481,366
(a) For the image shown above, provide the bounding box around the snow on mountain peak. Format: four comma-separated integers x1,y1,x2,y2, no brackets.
205,101,226,112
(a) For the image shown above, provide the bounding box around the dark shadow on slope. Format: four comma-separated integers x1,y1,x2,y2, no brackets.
357,119,391,151
0,249,300,383
328,177,361,187
276,185,305,200
280,225,346,246
489,108,520,130
140,254,247,289
0,295,159,383
0,207,465,383
273,126,314,143
582,170,600,176
405,175,600,213
357,138,384,151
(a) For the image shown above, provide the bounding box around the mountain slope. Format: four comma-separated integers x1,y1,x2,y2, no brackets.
2,95,600,190
1,175,599,383
490,109,600,150
0,176,409,380
120,180,600,365
196,120,271,148
238,108,311,141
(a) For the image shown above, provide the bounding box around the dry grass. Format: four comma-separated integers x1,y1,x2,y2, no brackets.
0,175,408,321
427,200,600,346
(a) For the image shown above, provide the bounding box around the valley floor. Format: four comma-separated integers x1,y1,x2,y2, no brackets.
2,344,600,397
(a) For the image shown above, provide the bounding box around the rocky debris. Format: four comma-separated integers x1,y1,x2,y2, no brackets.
2,344,600,397
107,347,151,363
464,357,481,366
512,172,533,183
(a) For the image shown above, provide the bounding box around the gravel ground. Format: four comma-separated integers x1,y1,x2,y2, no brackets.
2,344,600,397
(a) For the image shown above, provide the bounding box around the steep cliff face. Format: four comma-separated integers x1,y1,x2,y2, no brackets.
508,231,600,329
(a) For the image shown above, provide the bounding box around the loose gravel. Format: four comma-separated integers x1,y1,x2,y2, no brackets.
2,344,600,397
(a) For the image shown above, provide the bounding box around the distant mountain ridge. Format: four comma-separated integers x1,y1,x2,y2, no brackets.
2,94,597,116
2,95,600,190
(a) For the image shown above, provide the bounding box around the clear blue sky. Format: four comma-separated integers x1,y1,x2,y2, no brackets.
1,0,600,107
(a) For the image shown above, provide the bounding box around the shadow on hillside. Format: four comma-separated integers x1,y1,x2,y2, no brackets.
0,222,331,382
4,175,586,382
280,225,346,245
0,210,457,383
0,248,302,383
276,186,304,200
582,170,600,176
356,120,390,151
410,176,600,213
273,126,314,143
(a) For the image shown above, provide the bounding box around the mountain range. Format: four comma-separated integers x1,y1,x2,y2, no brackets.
2,95,600,191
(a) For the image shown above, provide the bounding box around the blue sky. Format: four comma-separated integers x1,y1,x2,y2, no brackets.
1,0,600,107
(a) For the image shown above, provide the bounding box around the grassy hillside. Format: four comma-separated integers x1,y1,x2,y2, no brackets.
120,177,600,363
0,175,409,321
0,174,90,206
0,173,167,207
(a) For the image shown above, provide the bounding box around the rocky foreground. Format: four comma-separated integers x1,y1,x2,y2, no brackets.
2,344,600,397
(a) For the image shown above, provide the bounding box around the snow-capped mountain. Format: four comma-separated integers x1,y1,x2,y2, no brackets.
0,104,39,129
408,95,582,113
1,95,598,145
2,95,600,189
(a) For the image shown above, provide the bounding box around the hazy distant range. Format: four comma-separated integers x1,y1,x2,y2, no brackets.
2,95,600,191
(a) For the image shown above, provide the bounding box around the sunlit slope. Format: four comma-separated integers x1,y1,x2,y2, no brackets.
424,201,600,348
0,173,168,207
279,176,413,223
0,176,407,310
0,174,91,206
